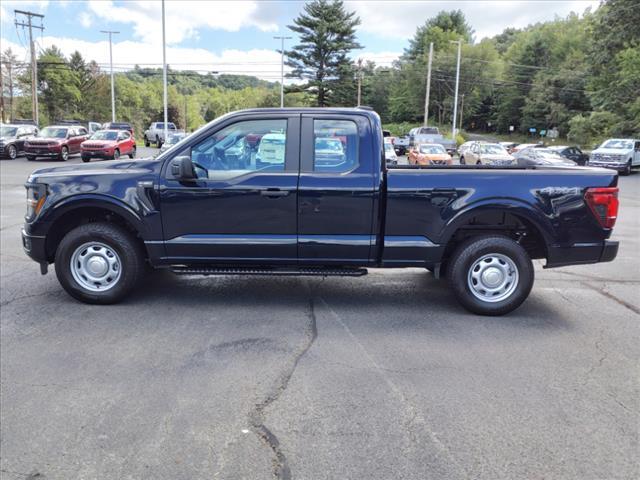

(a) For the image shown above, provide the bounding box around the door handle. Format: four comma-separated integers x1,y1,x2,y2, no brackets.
260,189,290,198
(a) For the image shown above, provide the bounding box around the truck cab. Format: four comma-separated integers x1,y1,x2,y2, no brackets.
22,108,620,315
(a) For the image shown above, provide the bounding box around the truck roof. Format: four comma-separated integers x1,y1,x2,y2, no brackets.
234,107,380,119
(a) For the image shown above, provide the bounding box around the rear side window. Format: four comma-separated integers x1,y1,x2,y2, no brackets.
313,119,358,173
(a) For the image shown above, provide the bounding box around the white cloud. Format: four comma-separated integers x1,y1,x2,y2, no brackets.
347,0,600,41
357,51,402,66
0,36,292,82
78,11,92,28
86,0,279,46
1,0,49,24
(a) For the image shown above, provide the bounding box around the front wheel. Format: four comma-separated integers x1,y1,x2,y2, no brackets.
60,146,69,161
144,136,150,147
129,146,136,159
459,156,465,165
622,160,632,176
447,236,534,315
113,149,120,160
54,222,145,304
7,144,17,159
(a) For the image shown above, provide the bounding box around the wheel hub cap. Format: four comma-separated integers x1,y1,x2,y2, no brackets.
70,242,122,292
468,253,519,303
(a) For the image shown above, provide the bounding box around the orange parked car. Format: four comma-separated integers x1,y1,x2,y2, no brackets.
408,143,453,166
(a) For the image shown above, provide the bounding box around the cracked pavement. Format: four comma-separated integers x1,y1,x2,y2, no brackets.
1,149,639,479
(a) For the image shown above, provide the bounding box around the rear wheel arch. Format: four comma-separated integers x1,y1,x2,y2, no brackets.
438,206,550,271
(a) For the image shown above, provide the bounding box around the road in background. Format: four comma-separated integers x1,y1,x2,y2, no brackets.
1,152,638,479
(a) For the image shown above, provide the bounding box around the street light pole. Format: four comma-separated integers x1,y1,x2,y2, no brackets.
162,0,168,143
273,35,291,108
100,30,119,122
423,42,433,126
450,40,462,139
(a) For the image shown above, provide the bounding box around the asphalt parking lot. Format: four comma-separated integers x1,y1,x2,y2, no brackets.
1,149,638,479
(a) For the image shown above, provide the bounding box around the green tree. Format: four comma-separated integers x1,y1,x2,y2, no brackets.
37,46,82,122
285,0,362,106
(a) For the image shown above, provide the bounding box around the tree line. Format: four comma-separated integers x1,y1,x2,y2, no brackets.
1,0,638,146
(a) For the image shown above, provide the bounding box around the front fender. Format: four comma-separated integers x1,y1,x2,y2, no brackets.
34,194,152,239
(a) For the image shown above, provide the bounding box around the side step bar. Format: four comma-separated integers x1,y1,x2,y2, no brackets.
170,266,368,277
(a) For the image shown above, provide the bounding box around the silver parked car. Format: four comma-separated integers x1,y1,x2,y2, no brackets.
460,142,516,166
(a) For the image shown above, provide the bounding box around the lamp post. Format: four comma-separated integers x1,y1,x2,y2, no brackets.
450,40,462,138
273,35,292,108
100,30,119,122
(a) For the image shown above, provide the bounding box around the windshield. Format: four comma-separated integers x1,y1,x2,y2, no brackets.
316,138,343,151
481,144,508,155
167,133,186,144
537,150,566,161
602,139,633,149
91,131,118,141
0,126,18,137
419,144,446,154
39,127,67,138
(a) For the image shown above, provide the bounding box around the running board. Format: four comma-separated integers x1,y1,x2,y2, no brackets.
170,266,368,277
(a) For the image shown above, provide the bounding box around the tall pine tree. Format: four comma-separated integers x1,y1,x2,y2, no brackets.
285,0,361,107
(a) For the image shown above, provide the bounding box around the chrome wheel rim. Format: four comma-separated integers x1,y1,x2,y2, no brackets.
70,242,122,292
61,148,68,160
467,253,519,303
8,145,17,159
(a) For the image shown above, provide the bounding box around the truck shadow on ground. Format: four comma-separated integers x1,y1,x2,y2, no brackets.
127,269,571,333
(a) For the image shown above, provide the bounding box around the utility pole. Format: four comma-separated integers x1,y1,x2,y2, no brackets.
459,93,465,131
162,0,168,143
100,30,119,122
15,9,44,125
356,58,363,107
450,40,462,138
273,35,291,108
423,42,433,126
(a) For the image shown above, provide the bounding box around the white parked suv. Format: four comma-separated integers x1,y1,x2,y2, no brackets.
143,122,177,147
588,138,640,175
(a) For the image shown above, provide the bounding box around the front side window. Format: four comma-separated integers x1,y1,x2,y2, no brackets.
190,119,287,180
313,119,358,172
92,131,118,141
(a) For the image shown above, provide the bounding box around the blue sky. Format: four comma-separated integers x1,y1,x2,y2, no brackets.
1,0,599,80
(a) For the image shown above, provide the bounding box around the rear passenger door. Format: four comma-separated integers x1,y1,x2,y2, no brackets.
297,114,376,264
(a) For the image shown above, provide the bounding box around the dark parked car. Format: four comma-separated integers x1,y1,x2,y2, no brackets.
513,147,577,167
0,122,38,159
102,122,134,136
22,108,619,316
548,145,589,165
24,125,89,161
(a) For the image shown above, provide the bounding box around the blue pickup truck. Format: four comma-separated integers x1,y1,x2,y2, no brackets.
22,108,619,315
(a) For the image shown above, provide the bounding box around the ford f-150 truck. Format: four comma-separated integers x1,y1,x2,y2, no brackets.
22,108,620,315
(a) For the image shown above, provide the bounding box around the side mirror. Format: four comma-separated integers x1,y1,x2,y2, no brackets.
171,155,196,180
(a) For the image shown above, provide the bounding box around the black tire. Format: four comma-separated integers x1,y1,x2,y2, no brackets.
155,135,162,148
447,235,534,316
60,146,69,161
459,156,465,165
144,136,150,147
26,155,36,161
54,222,146,304
113,149,120,160
81,156,91,163
622,160,632,176
129,146,136,159
7,144,17,159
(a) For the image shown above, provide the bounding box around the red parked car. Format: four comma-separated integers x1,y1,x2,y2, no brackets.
24,125,89,161
81,129,136,162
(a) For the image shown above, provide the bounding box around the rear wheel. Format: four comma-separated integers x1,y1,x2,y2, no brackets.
54,222,145,304
447,236,534,315
144,136,150,147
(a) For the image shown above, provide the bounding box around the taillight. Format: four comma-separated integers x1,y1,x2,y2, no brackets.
585,187,619,229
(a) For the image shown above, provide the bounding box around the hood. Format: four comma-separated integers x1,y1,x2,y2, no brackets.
482,154,515,164
592,147,632,154
28,158,160,182
419,153,450,160
29,137,63,144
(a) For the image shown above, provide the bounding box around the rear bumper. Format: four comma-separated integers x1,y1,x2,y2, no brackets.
545,240,619,268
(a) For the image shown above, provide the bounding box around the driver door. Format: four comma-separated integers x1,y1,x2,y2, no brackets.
158,114,300,263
